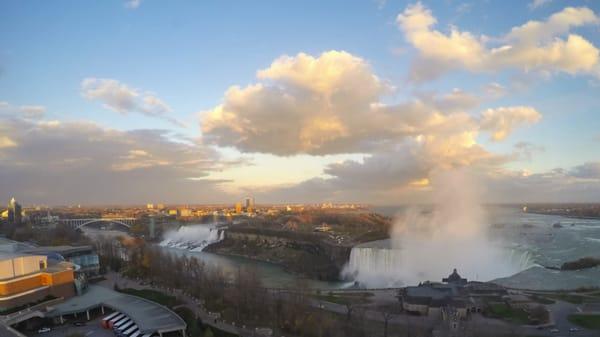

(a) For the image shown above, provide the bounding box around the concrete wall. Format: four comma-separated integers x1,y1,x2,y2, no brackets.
0,255,47,280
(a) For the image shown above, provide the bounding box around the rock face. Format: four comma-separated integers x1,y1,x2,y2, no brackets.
205,227,352,281
560,257,600,271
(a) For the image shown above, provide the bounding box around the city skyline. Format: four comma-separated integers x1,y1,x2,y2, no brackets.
1,0,600,205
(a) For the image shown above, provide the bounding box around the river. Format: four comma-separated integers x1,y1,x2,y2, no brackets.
83,206,600,290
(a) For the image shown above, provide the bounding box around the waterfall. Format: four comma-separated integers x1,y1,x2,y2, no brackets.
342,239,538,288
341,240,406,288
160,224,225,252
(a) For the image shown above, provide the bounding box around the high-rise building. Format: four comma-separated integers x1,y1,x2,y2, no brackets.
235,202,242,214
149,217,156,239
7,197,22,225
244,196,255,212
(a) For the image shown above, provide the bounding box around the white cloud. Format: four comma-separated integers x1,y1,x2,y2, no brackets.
202,50,540,156
480,106,542,141
125,0,142,9
81,78,182,126
396,3,600,81
0,101,46,119
529,0,551,10
484,82,507,99
202,51,390,155
19,105,46,119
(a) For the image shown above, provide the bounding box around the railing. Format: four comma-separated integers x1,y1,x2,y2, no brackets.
0,297,65,325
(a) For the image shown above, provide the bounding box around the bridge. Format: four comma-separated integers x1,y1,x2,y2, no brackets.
59,218,137,230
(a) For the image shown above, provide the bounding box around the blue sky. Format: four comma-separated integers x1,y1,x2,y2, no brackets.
1,0,600,204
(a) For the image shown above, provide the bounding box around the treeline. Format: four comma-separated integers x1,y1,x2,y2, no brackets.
2,223,90,246
94,238,392,337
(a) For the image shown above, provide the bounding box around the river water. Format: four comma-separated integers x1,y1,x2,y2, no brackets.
83,206,600,290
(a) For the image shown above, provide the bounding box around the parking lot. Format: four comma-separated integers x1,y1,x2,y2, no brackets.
29,317,114,337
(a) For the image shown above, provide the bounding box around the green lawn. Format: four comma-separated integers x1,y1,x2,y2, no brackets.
568,314,600,329
487,303,530,324
119,288,181,307
528,295,556,305
544,293,587,304
314,292,373,305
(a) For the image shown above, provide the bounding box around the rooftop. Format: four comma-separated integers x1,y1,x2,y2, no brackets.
47,286,186,334
22,245,94,256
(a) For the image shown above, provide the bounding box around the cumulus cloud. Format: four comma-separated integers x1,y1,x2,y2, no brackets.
81,78,182,126
480,106,542,141
203,50,538,156
202,51,389,155
396,3,600,81
0,116,232,205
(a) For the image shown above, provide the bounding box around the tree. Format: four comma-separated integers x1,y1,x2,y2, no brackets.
379,303,401,337
203,327,214,337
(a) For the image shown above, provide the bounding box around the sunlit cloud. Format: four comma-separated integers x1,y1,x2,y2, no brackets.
81,78,184,127
397,3,600,81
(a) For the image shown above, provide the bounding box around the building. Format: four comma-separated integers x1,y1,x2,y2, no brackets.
443,268,468,286
178,208,193,217
399,269,478,319
21,245,100,278
235,202,242,214
7,198,22,225
149,217,156,239
0,249,76,311
244,196,255,213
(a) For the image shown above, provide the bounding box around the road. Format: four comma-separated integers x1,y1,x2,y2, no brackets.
28,317,113,337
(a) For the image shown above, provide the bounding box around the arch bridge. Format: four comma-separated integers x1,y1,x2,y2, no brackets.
59,218,137,230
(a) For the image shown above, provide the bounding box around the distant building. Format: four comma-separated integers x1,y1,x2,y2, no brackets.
244,196,255,213
178,208,193,217
399,269,484,320
235,202,243,214
7,197,22,225
146,203,154,209
443,268,468,286
149,217,156,239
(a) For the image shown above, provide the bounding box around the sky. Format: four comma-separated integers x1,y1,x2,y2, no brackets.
1,0,600,206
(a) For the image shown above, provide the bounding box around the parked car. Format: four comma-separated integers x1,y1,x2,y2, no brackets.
37,327,51,333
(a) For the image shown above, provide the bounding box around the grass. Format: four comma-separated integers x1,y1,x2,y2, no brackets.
174,307,202,337
528,295,556,305
486,303,530,324
314,292,373,305
544,293,588,304
119,288,181,308
568,314,600,329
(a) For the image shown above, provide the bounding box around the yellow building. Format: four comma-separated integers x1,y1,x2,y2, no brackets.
0,252,75,311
